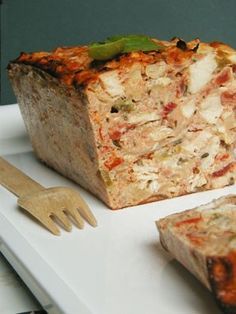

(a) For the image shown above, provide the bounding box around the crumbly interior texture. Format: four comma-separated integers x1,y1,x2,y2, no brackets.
8,38,236,209
157,195,236,313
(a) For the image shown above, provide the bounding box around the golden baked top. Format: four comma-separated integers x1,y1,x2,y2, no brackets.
12,36,236,88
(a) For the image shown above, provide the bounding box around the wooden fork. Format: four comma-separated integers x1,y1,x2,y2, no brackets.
0,157,97,235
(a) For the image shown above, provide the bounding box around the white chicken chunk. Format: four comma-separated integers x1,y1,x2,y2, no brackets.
189,53,217,93
99,70,124,97
199,94,223,124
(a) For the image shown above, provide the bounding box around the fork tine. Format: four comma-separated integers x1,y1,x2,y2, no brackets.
41,216,61,236
74,195,97,227
78,204,97,227
65,208,84,229
52,210,72,232
30,211,61,236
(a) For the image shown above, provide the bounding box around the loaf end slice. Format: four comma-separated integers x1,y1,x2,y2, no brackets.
156,195,236,313
8,62,111,206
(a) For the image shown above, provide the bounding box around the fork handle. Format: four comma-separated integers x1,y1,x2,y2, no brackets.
0,157,44,198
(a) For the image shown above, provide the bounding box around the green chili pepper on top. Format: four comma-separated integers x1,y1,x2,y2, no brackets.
88,39,125,61
88,34,165,61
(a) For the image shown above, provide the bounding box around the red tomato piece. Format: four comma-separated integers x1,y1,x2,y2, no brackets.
104,156,124,171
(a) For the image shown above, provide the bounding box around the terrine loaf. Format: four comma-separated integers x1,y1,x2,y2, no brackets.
156,195,236,314
8,36,236,209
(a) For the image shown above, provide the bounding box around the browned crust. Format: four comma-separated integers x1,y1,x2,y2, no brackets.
10,38,235,89
11,48,165,87
207,252,236,313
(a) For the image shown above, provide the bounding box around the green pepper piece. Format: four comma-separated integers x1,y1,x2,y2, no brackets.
88,34,165,61
108,34,164,52
88,39,125,60
123,37,163,52
112,100,134,113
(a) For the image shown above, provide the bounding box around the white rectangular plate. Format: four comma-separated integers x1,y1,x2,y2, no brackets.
0,104,235,314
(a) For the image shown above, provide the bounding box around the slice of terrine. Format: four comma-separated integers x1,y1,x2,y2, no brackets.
156,195,236,313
